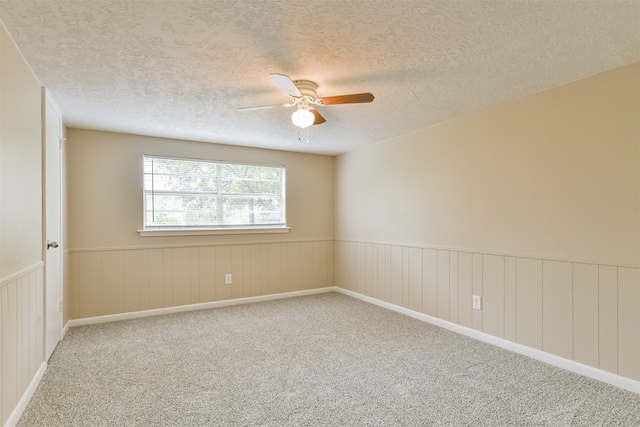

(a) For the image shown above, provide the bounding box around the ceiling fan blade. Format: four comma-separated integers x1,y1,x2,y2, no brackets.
319,92,374,105
237,102,292,111
311,109,326,125
269,73,302,97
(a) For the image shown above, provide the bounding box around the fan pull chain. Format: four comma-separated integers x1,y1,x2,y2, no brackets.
296,127,311,144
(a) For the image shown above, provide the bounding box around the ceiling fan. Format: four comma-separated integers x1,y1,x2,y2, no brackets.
239,73,374,129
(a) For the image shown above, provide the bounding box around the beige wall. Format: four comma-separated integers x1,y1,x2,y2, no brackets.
0,23,46,426
336,63,639,268
334,63,640,381
66,129,335,319
67,129,334,249
0,24,43,277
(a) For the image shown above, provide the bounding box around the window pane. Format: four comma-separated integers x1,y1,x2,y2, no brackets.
144,155,285,229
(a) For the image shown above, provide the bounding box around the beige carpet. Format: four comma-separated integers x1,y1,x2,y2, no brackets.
19,292,640,426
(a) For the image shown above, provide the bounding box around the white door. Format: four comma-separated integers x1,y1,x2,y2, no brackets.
45,91,63,360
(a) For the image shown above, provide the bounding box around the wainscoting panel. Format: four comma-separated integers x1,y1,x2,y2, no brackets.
598,265,618,374
542,260,573,360
0,263,44,426
572,263,599,368
68,240,334,321
482,255,505,339
334,240,640,382
618,267,640,381
516,258,543,350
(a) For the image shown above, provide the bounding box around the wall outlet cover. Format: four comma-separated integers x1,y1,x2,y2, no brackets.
225,274,232,285
472,295,482,310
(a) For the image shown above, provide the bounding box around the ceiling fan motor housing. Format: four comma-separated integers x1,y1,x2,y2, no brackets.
293,80,318,99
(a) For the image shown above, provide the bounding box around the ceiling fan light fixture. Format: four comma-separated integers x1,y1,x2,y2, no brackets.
291,107,315,129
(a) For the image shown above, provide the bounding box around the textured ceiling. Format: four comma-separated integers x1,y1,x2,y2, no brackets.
1,1,638,155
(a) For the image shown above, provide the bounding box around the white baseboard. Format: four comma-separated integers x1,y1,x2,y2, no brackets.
4,361,47,427
334,287,640,395
66,287,336,328
62,320,70,339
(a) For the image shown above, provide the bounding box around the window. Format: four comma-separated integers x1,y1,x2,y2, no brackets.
142,155,286,232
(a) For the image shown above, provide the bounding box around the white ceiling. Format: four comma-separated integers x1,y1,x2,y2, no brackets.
1,1,638,155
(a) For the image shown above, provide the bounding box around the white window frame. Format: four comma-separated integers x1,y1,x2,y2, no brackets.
138,155,290,236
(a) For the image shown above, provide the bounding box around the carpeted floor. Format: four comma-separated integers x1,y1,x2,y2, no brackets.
18,292,640,426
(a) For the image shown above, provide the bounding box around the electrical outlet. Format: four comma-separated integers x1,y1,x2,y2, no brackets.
472,295,482,310
225,274,232,285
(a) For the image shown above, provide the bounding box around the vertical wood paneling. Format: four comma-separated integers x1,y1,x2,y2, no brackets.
458,252,473,328
64,242,638,385
190,248,201,303
69,252,80,319
327,241,335,287
162,248,173,308
27,273,36,377
123,250,140,313
516,258,543,350
343,242,356,291
483,255,505,338
232,245,244,299
376,245,388,302
216,246,233,301
102,250,125,314
598,265,618,374
390,246,403,306
542,260,573,360
573,263,598,368
241,246,252,297
198,247,216,302
472,254,483,331
321,241,330,288
147,249,164,309
356,243,366,295
365,244,374,297
281,244,289,294
617,267,639,381
36,267,44,362
385,246,392,303
259,245,269,294
172,248,191,307
300,242,313,290
287,243,301,293
449,252,459,324
504,257,517,342
369,244,378,299
138,249,150,310
16,278,23,392
437,250,450,321
249,245,262,296
268,244,283,295
79,252,102,317
335,241,346,288
408,247,423,313
1,284,15,424
53,241,316,316
334,241,347,289
402,247,409,308
422,249,438,317
0,266,46,426
312,242,324,290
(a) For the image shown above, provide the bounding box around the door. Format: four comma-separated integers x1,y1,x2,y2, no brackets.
45,91,63,360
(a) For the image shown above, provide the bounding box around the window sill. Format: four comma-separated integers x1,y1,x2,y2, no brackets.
138,227,291,237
